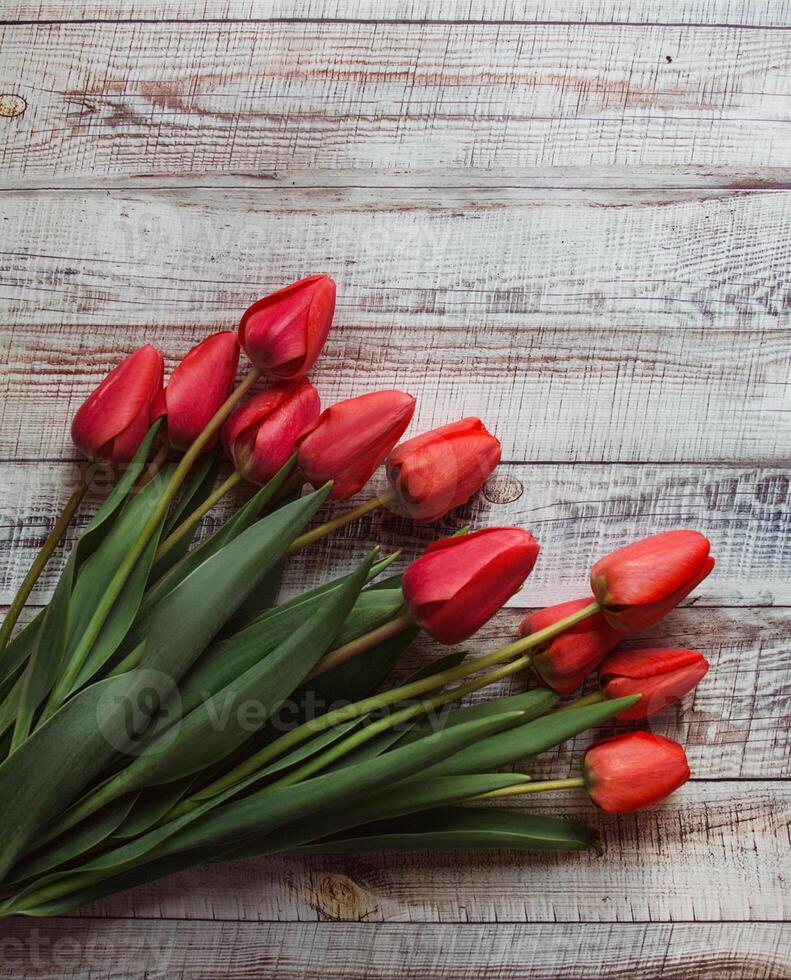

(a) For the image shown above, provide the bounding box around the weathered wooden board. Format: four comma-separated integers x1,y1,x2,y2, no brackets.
1,461,788,606
1,185,790,463
1,19,790,179
0,919,787,980
6,0,791,26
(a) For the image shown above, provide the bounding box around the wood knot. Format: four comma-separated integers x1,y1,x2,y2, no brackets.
483,473,524,504
310,873,374,921
0,94,27,118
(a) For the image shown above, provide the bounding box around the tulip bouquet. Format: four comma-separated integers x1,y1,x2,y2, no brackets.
0,276,715,917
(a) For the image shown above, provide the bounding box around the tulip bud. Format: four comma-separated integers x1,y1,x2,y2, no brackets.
71,344,164,463
152,331,240,452
590,530,715,631
387,418,501,523
221,379,320,485
519,597,621,695
296,390,416,500
599,647,709,721
403,527,540,644
583,731,690,812
239,275,336,380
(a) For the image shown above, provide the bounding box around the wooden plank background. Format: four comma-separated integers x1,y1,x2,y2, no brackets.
0,1,789,977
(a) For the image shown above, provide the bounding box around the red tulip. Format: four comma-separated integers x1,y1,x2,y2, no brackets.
152,332,240,452
519,597,621,695
239,275,336,380
599,647,709,721
583,731,690,812
590,530,715,631
296,390,415,500
71,344,164,463
221,379,320,485
387,418,501,523
403,527,540,644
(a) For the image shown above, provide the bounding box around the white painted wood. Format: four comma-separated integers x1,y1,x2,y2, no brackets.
6,0,791,26
1,20,790,179
0,2,788,969
1,185,789,463
0,919,787,979
1,461,787,606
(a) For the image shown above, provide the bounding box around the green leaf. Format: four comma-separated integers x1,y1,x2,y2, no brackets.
395,688,558,748
7,794,139,884
229,773,533,858
69,465,178,691
112,778,198,838
177,575,400,720
301,807,602,855
10,442,172,741
322,650,472,769
0,614,41,694
100,551,375,792
0,485,330,881
422,695,639,777
297,622,420,722
1,713,525,916
142,456,295,612
147,450,221,581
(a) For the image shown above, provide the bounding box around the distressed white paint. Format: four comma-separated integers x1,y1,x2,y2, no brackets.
0,2,788,976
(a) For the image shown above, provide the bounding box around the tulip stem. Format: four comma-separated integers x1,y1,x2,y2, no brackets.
41,366,262,720
470,776,585,800
558,690,604,712
0,477,87,658
155,469,244,562
183,604,600,807
136,444,171,489
305,611,415,682
287,490,396,556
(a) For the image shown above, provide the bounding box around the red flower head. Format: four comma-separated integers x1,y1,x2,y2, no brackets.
222,378,320,486
296,390,415,500
239,275,336,380
519,597,621,695
590,530,715,631
71,344,164,463
599,647,709,721
387,418,501,523
152,331,240,452
403,527,540,644
583,731,690,813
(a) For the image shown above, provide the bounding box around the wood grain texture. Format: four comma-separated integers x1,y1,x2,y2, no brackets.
1,19,790,179
0,2,788,974
0,920,787,980
5,0,791,26
2,185,790,463
31,783,790,923
1,461,788,607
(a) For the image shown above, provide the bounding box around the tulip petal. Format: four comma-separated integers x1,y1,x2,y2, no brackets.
71,345,164,460
165,332,240,451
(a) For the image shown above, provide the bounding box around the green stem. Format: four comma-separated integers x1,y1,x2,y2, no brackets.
304,610,415,682
286,489,395,556
0,478,87,658
557,690,604,712
154,469,244,562
42,366,261,718
470,776,585,800
188,600,600,806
